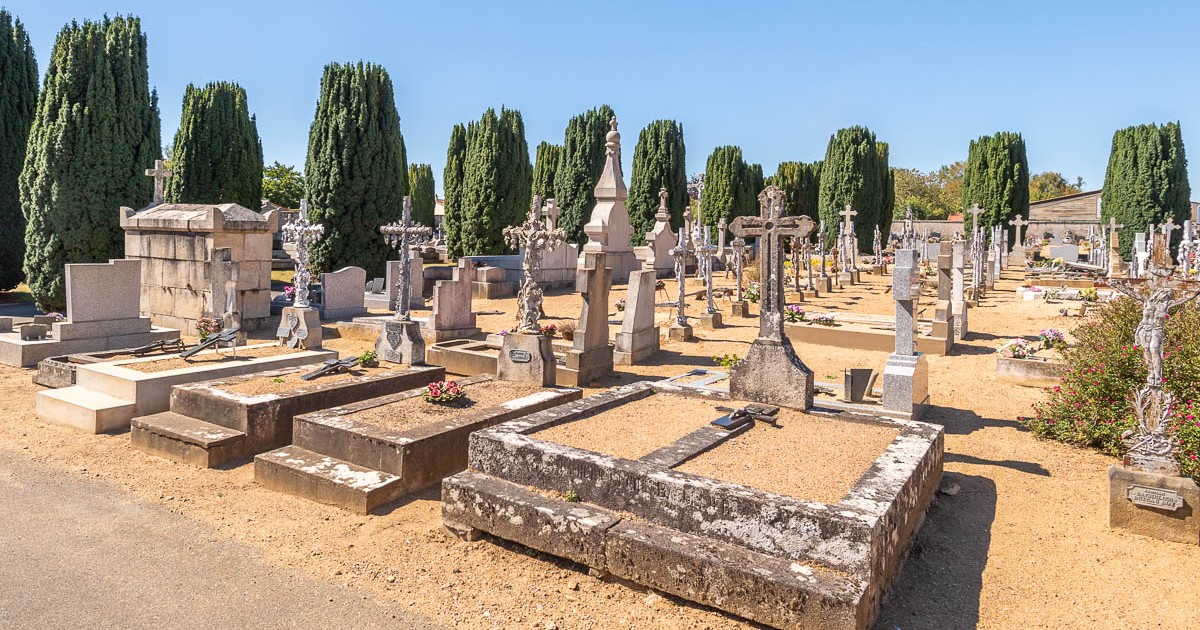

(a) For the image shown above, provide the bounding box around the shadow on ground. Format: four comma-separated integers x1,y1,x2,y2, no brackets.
873,472,997,630
925,405,1029,436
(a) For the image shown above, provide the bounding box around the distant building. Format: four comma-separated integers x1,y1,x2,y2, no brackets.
1029,190,1100,222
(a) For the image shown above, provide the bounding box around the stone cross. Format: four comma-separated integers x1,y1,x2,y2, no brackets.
891,249,920,356
1009,215,1029,250
1106,216,1126,276
839,205,858,271
1180,220,1195,275
966,203,984,235
1161,217,1180,239
698,226,719,314
717,217,728,260
144,159,173,205
902,206,915,250
730,186,816,340
541,197,561,231
504,196,566,333
655,187,669,222
1107,238,1200,473
669,228,692,327
873,226,883,265
379,197,432,321
280,199,324,309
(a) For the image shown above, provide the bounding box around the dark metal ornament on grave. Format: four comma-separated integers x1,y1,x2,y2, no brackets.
727,186,816,409
376,196,433,365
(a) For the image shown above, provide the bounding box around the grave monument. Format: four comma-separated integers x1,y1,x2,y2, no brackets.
697,226,722,329
376,197,433,364
881,249,931,419
560,252,614,386
613,269,659,365
634,187,677,278
277,200,323,349
497,201,565,385
580,117,639,282
728,186,816,409
667,229,694,342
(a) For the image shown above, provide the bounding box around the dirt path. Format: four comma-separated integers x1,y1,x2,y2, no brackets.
0,269,1194,629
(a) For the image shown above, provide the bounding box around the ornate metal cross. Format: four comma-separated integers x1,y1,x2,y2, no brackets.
380,197,432,321
730,186,816,340
144,159,173,205
697,226,719,314
902,206,916,250
669,227,693,327
504,196,566,333
280,199,324,308
873,225,883,265
731,236,747,301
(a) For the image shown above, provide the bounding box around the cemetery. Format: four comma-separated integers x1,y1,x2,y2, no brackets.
0,5,1198,629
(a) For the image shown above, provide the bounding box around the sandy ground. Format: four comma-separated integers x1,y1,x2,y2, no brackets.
2,267,1197,629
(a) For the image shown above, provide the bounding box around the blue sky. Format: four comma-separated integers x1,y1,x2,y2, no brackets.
8,1,1200,196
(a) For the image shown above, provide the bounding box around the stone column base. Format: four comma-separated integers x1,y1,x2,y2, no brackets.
729,337,814,410
881,352,930,421
667,324,693,342
376,319,425,365
614,329,659,366
730,301,750,318
700,312,723,330
1109,465,1200,545
496,332,555,386
277,306,322,350
815,276,833,293
561,345,614,387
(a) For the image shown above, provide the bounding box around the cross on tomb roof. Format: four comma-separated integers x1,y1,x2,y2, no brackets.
144,159,173,205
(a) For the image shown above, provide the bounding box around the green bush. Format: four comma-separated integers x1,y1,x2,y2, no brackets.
1024,297,1200,478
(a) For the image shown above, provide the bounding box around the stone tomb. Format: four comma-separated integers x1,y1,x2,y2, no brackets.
122,202,277,335
255,375,580,513
36,343,334,434
364,254,425,311
130,365,443,468
0,259,179,368
613,269,660,365
442,381,943,630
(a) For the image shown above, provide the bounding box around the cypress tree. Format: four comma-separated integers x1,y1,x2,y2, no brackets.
743,162,765,215
701,146,753,227
554,104,614,244
531,141,561,202
21,16,161,311
628,119,687,244
817,126,883,249
877,142,895,236
0,10,37,291
408,163,435,227
444,123,467,258
961,131,1029,236
766,161,822,220
457,107,531,256
496,107,532,232
1101,122,1191,259
165,81,262,210
304,62,407,277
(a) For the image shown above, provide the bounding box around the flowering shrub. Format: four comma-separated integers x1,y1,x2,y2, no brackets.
1039,329,1067,350
539,324,557,337
615,298,626,312
1079,287,1099,302
784,304,805,323
283,284,296,300
744,283,761,303
997,338,1036,359
810,314,837,326
1023,298,1200,478
498,329,509,337
423,380,466,404
196,316,222,342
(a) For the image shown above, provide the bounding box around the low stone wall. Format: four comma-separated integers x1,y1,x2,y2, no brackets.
995,356,1063,387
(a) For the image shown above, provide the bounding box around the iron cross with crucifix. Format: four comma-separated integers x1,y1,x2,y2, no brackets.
730,186,816,340
380,197,433,322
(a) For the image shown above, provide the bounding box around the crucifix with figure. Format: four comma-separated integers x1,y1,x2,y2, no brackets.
375,196,434,365
727,186,816,409
839,205,858,273
276,199,325,350
145,159,173,205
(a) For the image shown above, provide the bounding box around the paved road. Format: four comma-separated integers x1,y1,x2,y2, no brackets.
0,449,438,629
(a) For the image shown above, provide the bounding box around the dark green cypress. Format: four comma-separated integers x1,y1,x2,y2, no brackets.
628,119,687,244
408,163,435,227
165,82,262,210
817,126,883,249
554,104,614,244
1101,122,1191,259
497,107,532,233
457,107,531,256
444,123,467,258
701,146,752,227
531,141,561,202
766,161,822,219
304,62,407,277
0,10,37,291
20,16,161,311
877,142,895,236
961,131,1029,237
743,162,765,215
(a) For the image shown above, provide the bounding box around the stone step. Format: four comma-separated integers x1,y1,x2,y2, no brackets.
35,386,137,434
254,446,403,514
130,411,249,468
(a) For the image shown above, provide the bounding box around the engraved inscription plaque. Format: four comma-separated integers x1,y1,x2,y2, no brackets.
1127,484,1184,511
508,349,532,364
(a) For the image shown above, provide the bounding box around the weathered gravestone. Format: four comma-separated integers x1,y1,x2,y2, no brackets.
277,202,323,349
634,187,677,278
932,241,953,342
881,249,931,419
697,226,722,329
561,252,614,386
1009,215,1029,269
318,267,367,321
728,186,816,410
667,229,694,342
377,198,433,364
951,238,968,341
614,269,659,365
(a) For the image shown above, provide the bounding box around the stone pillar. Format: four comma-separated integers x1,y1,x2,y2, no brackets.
932,242,952,342
882,249,930,420
561,252,614,386
951,240,968,341
614,269,659,365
